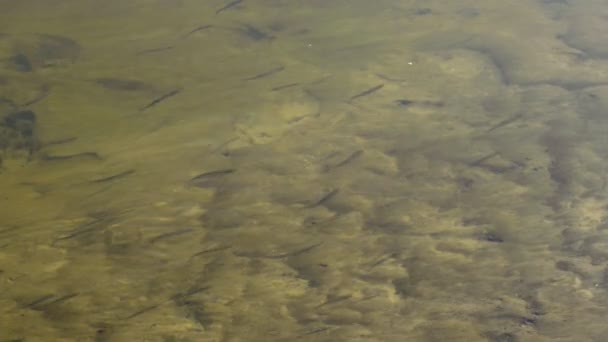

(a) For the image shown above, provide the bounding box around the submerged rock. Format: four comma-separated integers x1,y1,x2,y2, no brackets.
0,108,39,168
2,33,81,71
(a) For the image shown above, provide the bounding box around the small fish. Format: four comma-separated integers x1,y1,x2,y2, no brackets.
149,228,194,243
395,99,414,107
329,150,363,170
520,317,538,327
140,88,181,111
191,245,231,258
419,100,444,107
239,25,270,41
376,73,407,82
39,293,79,308
150,228,194,243
90,169,135,183
21,85,50,106
413,8,432,16
136,46,174,55
52,219,105,245
469,152,499,167
53,226,100,242
216,0,243,14
244,66,284,81
487,113,523,132
42,137,77,146
480,232,504,243
315,294,352,308
396,99,444,108
51,214,119,246
125,304,160,319
271,83,299,91
95,78,147,91
189,169,235,188
370,252,398,268
182,25,213,38
172,286,210,302
265,242,322,259
297,327,331,338
23,295,55,309
349,84,384,101
309,189,339,208
25,293,79,310
288,115,309,124
41,152,101,161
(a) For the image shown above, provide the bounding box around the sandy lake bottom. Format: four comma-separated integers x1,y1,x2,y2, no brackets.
1,0,608,341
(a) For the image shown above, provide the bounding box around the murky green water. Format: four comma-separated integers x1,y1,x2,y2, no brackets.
1,0,608,341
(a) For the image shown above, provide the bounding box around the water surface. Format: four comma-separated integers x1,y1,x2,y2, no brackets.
1,1,608,341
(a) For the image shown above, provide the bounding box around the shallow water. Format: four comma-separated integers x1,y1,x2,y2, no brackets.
1,0,608,341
